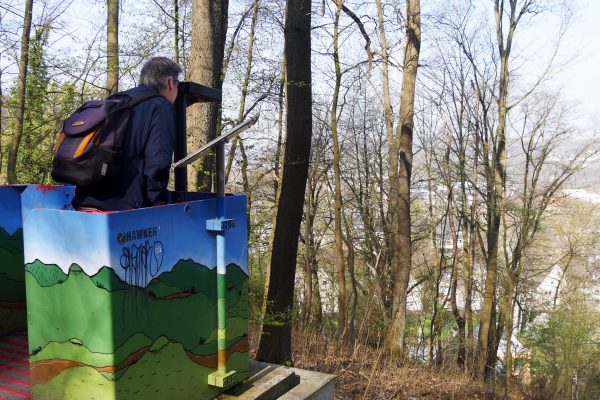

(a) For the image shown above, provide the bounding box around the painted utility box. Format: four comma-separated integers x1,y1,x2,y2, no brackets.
22,190,249,400
0,185,74,338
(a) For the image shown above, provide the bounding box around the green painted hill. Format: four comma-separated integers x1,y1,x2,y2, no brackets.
225,263,248,293
147,259,216,298
25,260,67,287
31,332,154,368
91,266,129,291
0,227,23,255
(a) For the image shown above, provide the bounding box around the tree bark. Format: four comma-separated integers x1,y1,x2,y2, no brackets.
106,0,119,95
7,0,34,184
476,0,518,381
188,0,229,191
225,0,260,184
273,57,286,196
0,70,3,180
255,0,312,364
385,0,421,354
331,0,347,337
374,1,395,323
174,0,180,64
343,210,358,342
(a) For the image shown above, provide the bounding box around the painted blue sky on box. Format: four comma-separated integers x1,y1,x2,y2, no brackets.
0,186,24,235
23,194,248,286
0,185,74,235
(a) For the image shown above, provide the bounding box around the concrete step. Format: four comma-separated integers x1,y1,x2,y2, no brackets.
221,361,335,400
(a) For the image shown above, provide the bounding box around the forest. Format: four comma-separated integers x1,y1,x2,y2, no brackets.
1,0,599,398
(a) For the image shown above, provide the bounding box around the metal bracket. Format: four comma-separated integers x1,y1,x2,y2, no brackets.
208,370,242,389
206,218,236,232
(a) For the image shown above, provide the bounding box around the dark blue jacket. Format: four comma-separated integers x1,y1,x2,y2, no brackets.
73,86,175,211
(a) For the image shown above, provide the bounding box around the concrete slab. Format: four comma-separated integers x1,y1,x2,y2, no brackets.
220,361,335,400
278,366,335,400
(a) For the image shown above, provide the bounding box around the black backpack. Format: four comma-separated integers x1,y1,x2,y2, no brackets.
51,92,158,187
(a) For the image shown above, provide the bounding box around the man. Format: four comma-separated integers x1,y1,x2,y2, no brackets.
73,57,181,211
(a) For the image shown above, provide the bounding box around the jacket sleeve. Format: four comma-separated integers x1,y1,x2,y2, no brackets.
144,100,175,206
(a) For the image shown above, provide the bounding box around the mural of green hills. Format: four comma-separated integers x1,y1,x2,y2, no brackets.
26,258,249,400
25,259,248,355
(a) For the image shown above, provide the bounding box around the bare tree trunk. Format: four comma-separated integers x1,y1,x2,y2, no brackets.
273,57,286,196
343,210,358,342
503,272,516,394
106,0,119,95
465,126,479,373
311,255,323,325
477,0,516,382
303,183,314,325
374,0,395,324
331,0,347,337
0,70,3,180
225,0,260,183
255,0,312,364
385,0,421,354
174,0,180,64
7,0,33,184
188,0,229,191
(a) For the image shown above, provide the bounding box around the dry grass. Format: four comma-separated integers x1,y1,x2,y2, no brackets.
286,329,528,400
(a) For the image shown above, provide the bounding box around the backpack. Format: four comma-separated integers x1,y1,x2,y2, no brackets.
51,92,159,187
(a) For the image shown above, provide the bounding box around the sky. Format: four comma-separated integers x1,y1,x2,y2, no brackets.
552,0,600,129
2,0,599,131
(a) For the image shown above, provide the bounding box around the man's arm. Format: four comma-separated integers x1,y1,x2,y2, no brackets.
144,100,175,206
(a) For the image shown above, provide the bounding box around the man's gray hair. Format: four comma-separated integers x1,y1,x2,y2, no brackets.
139,57,182,91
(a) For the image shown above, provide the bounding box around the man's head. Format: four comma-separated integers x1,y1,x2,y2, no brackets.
139,57,182,104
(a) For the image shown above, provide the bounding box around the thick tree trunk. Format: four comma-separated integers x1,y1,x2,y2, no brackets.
188,0,229,191
106,0,119,95
255,0,312,364
385,0,421,354
7,0,33,184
